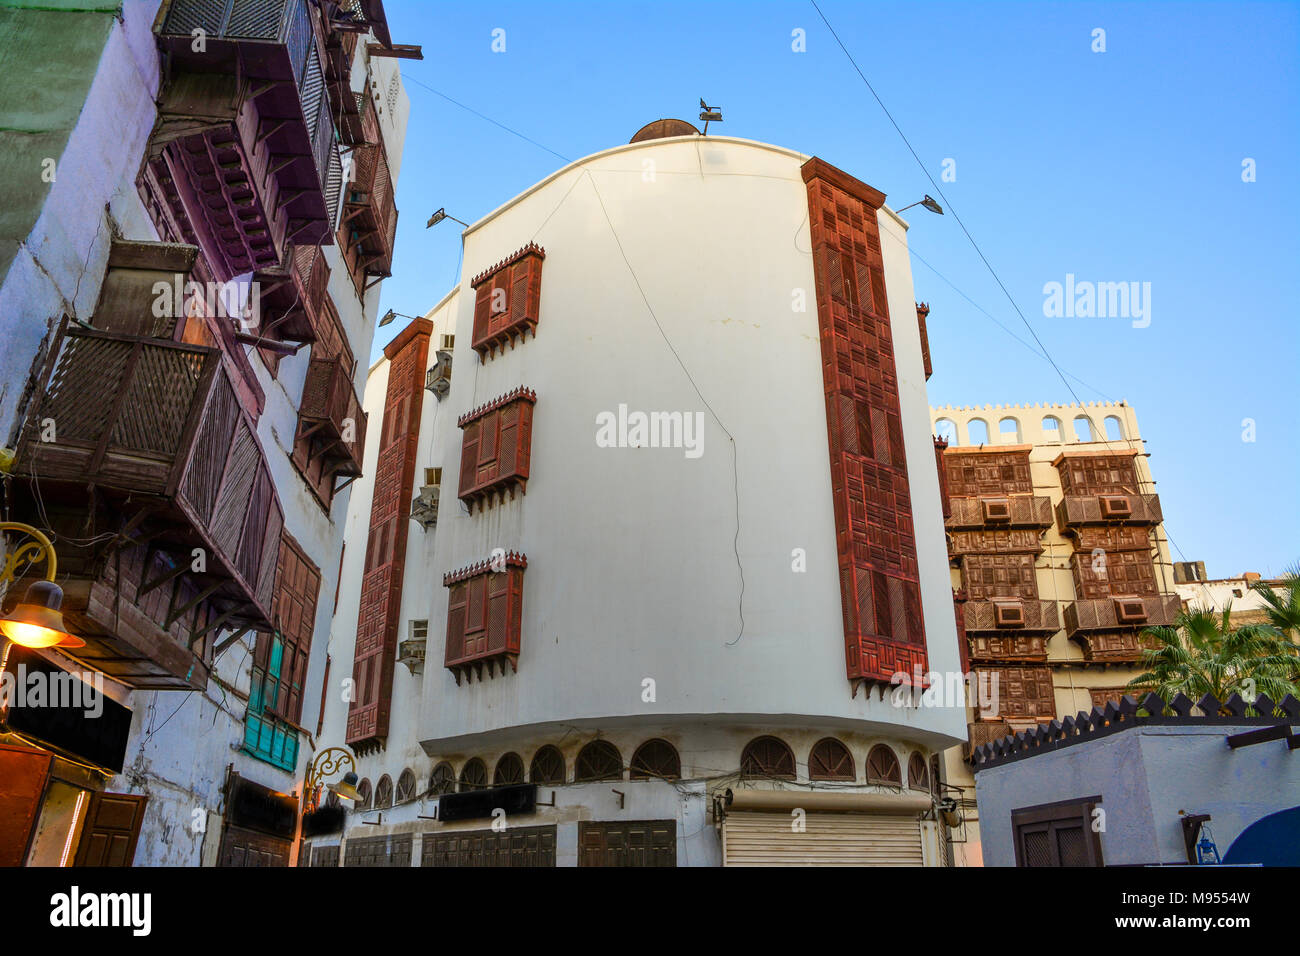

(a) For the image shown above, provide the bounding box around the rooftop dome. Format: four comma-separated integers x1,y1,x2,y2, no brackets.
629,118,701,143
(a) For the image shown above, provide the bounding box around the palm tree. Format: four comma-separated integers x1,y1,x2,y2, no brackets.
1249,567,1300,643
1125,603,1300,707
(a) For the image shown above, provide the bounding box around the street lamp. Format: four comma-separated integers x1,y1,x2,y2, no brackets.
426,207,469,229
304,746,358,812
896,195,944,216
0,522,82,650
379,309,424,328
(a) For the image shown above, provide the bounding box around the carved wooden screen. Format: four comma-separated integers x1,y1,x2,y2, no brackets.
574,740,623,782
1056,454,1139,495
470,243,545,359
960,554,1039,601
494,752,526,786
530,746,566,785
809,738,855,780
802,157,927,688
1071,549,1158,600
945,449,1033,497
740,736,796,779
346,321,431,749
629,739,682,781
866,744,901,785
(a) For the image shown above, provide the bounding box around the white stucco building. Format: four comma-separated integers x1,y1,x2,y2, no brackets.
311,121,966,867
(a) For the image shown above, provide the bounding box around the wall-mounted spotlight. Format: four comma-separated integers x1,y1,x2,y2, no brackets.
699,98,722,133
897,195,944,216
426,207,469,229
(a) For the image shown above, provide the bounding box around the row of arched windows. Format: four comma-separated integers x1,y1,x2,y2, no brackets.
935,414,1124,447
351,736,931,809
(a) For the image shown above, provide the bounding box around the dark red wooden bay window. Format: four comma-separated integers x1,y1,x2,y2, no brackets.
469,243,545,359
443,553,527,683
457,387,536,512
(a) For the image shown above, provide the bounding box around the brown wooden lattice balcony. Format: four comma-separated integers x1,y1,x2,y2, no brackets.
964,599,1059,634
12,326,284,687
946,495,1053,531
249,243,331,347
341,95,398,278
1064,594,1180,636
1070,630,1163,663
443,554,527,684
968,634,1049,664
1056,493,1163,530
297,357,367,480
152,0,344,280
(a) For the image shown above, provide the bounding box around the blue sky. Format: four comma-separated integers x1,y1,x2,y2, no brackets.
373,1,1299,579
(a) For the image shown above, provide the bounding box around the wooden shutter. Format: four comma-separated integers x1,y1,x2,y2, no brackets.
458,421,480,496
802,158,927,689
73,792,148,867
0,744,52,866
456,388,537,510
469,244,545,358
445,581,468,664
347,321,431,748
578,820,676,867
443,555,527,679
268,534,321,723
1013,798,1103,867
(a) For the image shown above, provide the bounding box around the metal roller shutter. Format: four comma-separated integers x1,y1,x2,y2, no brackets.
722,811,925,866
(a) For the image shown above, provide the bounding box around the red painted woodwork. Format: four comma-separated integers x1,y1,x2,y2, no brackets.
1053,451,1140,496
457,387,537,511
916,303,932,380
802,157,927,689
254,532,321,725
470,243,545,359
346,320,432,749
341,94,398,280
443,553,527,683
934,436,950,519
0,744,52,866
945,449,1033,497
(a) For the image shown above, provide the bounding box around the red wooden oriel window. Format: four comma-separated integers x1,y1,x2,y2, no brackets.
443,552,527,683
457,387,537,511
470,243,545,359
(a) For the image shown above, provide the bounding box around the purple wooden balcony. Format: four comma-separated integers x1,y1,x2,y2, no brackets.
153,0,344,281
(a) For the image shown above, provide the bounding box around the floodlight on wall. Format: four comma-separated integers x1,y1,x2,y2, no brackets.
897,195,944,215
426,207,469,229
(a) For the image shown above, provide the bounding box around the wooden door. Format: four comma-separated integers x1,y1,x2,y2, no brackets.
73,792,147,866
0,743,52,866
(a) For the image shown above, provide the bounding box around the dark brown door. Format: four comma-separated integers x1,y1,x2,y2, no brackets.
73,792,147,866
0,743,52,866
1012,797,1104,867
578,820,676,867
217,824,292,867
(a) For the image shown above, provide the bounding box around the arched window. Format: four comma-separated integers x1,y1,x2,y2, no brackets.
494,752,525,786
907,752,929,791
427,762,455,795
934,418,958,446
740,736,796,779
1041,416,1062,441
459,758,487,792
966,418,989,445
529,745,566,785
808,737,855,780
998,416,1021,443
575,740,623,782
865,745,901,786
1104,415,1124,440
396,768,416,802
629,739,681,780
1073,415,1093,442
374,774,393,808
356,777,372,809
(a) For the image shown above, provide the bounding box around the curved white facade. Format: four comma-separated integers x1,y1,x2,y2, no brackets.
319,134,964,866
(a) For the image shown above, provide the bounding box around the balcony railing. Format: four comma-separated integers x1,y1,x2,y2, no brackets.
1069,630,1164,663
946,495,1053,530
13,326,284,686
297,357,367,478
1057,493,1163,529
154,0,343,280
1064,595,1181,635
251,243,332,346
963,599,1060,634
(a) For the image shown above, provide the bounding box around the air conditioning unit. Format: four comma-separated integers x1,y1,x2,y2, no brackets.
994,600,1025,628
1099,494,1132,519
410,484,440,529
425,350,452,399
982,497,1012,523
397,638,426,675
1114,597,1148,624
